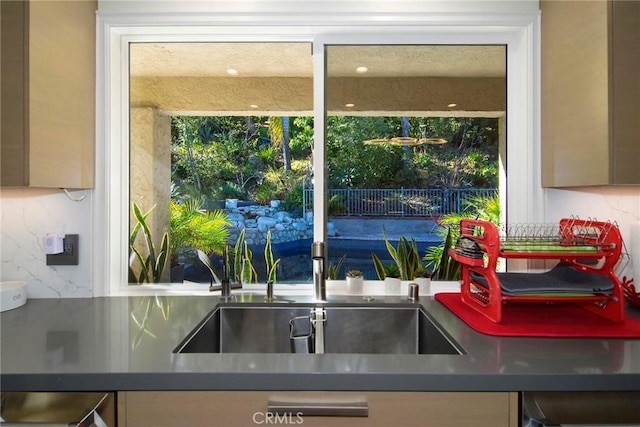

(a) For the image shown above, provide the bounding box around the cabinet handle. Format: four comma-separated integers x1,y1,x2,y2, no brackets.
267,395,368,417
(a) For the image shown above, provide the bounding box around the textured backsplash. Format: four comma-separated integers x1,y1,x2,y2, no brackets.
0,188,93,298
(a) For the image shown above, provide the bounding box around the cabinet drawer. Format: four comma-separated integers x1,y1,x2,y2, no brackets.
119,391,517,427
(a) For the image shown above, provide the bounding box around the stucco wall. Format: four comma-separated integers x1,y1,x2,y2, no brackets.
131,76,506,116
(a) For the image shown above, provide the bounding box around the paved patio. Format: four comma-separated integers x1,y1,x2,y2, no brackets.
330,217,442,243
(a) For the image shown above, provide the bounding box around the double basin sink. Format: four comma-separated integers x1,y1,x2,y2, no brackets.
174,301,464,355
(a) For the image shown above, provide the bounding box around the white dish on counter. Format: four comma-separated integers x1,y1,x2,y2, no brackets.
0,281,28,312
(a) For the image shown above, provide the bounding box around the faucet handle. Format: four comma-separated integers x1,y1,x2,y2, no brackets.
312,241,325,258
408,283,420,301
265,281,275,302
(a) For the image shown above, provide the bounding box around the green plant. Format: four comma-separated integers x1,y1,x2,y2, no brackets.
371,228,422,281
241,242,259,284
328,194,346,216
196,249,222,285
327,255,346,280
255,183,275,205
264,230,281,284
129,203,169,284
169,199,231,266
414,264,431,278
282,184,304,216
371,253,386,280
232,228,258,284
346,270,363,278
424,193,499,280
431,227,461,281
384,264,401,279
372,258,402,281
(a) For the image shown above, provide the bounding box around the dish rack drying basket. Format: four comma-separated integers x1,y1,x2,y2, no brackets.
449,217,627,323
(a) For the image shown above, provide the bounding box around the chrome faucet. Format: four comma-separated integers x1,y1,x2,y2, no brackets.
311,241,326,301
311,241,327,353
219,245,232,300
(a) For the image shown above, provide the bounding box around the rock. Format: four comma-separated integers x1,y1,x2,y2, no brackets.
274,211,291,221
257,217,278,228
223,202,313,245
293,219,307,231
225,199,238,209
227,213,245,222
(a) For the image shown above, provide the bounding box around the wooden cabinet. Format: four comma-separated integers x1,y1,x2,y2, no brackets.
118,391,519,427
541,0,640,187
0,0,96,188
524,392,640,425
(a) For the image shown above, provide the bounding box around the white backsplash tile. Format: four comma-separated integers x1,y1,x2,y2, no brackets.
546,186,640,280
546,187,640,232
1,188,93,298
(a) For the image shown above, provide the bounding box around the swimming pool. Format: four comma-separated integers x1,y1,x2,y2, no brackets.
184,237,441,283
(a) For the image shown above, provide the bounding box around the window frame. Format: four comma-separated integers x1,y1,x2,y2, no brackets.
94,13,542,296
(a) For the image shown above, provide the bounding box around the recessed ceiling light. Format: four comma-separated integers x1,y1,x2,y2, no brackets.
355,66,368,73
250,104,259,109
345,103,355,108
447,103,457,108
227,68,238,75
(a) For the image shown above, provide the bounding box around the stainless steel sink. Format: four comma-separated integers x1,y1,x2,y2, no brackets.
174,302,464,355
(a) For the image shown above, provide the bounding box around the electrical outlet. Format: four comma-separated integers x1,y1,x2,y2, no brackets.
46,234,79,266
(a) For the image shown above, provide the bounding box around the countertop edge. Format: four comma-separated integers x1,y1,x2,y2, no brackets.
3,372,640,393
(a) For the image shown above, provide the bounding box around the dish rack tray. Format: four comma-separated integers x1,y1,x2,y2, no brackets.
449,217,626,323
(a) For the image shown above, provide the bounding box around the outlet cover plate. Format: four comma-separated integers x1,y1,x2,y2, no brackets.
46,234,79,266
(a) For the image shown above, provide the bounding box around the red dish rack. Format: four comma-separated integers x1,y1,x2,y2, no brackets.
449,218,626,323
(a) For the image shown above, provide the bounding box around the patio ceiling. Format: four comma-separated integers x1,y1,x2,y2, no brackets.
130,43,506,78
129,43,506,115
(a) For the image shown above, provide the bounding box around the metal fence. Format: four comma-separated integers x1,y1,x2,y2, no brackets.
303,187,497,217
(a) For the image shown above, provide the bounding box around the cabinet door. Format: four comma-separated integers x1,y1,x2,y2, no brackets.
0,1,28,186
119,391,518,427
610,0,640,184
0,0,96,188
541,0,611,187
541,0,640,186
27,0,96,189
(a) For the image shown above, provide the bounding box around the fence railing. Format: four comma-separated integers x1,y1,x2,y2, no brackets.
303,187,497,217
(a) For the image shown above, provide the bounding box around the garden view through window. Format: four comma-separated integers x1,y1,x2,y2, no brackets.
128,43,506,286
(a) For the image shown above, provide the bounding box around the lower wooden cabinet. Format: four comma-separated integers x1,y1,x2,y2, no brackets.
118,391,518,427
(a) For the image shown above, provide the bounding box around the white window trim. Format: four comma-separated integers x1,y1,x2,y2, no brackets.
94,11,542,296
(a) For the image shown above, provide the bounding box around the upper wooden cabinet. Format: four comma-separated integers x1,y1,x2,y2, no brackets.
541,0,640,187
1,0,96,188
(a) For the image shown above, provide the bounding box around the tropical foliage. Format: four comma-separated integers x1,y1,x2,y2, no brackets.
167,115,500,283
424,193,501,280
371,228,424,281
232,228,258,284
171,116,312,208
327,255,346,280
327,116,499,190
170,115,499,213
129,203,169,284
264,230,281,284
169,199,231,266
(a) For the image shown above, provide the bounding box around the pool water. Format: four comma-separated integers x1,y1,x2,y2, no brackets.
184,237,440,283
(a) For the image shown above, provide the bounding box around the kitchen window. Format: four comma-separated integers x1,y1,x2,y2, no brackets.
95,12,541,295
127,43,505,285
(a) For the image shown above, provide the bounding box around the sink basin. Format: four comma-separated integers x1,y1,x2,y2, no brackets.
174,302,464,355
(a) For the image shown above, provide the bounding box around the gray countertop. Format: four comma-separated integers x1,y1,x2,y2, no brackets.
2,294,640,392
